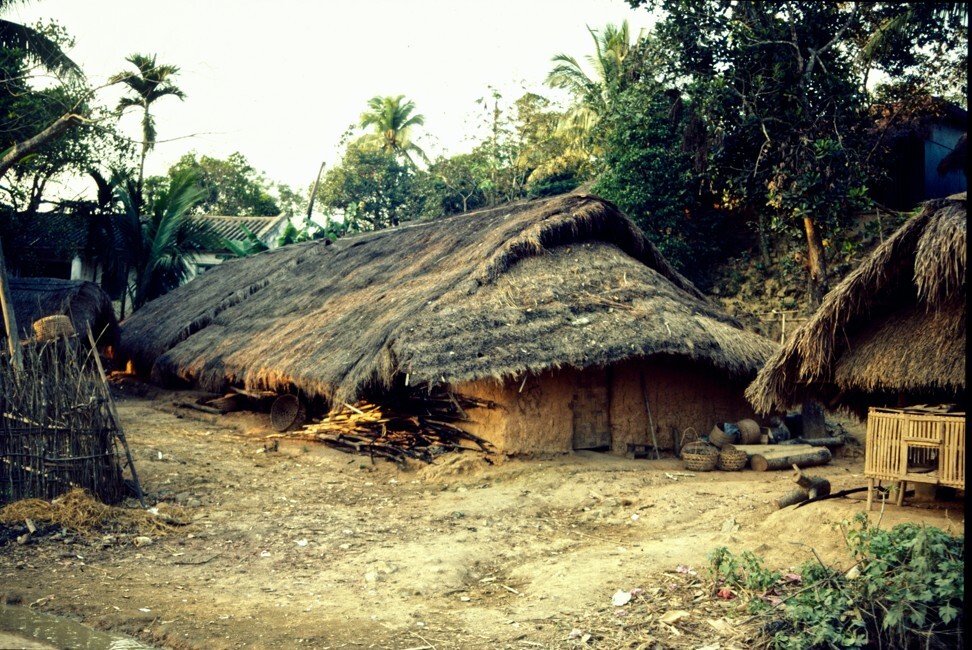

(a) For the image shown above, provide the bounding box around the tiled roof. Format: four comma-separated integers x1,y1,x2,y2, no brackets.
191,214,288,242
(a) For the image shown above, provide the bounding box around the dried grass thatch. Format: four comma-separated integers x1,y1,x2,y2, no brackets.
0,488,190,536
120,193,775,404
7,277,118,344
747,194,966,417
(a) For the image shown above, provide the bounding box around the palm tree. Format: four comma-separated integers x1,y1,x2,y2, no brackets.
116,169,217,311
359,95,428,166
545,21,638,153
111,53,185,193
0,0,82,80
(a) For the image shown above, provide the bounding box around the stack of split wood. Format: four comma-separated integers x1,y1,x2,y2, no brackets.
269,389,495,465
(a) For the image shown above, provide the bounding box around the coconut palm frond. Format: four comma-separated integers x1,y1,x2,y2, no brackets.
0,17,82,80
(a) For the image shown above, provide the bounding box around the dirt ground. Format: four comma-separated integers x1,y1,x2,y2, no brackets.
0,385,964,650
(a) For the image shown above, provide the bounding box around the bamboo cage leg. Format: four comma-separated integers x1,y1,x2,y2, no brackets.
866,478,874,511
896,481,906,506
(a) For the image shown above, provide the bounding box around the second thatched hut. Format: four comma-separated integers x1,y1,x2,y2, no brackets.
120,193,775,455
746,193,966,418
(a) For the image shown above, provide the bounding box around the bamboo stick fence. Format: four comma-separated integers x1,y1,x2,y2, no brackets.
0,336,130,504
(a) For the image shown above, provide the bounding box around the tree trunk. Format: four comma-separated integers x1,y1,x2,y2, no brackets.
775,488,810,509
751,447,832,472
801,399,827,439
803,215,829,306
0,113,84,179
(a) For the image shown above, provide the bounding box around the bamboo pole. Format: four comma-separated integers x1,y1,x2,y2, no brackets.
86,326,145,506
0,238,22,370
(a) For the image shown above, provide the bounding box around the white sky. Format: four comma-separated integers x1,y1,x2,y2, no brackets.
13,0,655,197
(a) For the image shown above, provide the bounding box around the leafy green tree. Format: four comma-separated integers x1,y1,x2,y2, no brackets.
545,21,639,163
0,0,81,80
512,92,585,196
274,183,306,217
168,152,280,216
111,53,185,193
593,81,703,274
628,0,967,304
319,140,414,231
358,95,428,166
116,169,218,310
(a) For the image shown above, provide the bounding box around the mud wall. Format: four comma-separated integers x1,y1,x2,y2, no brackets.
456,356,756,455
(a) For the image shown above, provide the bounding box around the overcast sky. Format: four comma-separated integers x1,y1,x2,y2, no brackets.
13,0,655,197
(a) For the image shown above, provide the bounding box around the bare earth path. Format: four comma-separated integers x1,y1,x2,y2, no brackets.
0,388,963,649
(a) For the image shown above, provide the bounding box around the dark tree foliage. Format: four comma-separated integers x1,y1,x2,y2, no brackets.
319,140,415,231
621,1,966,304
168,151,280,216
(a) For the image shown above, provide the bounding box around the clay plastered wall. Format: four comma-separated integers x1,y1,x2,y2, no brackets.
457,358,756,455
608,357,755,454
456,370,576,455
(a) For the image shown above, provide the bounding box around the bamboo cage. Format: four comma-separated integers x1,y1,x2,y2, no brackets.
864,406,965,510
0,336,126,504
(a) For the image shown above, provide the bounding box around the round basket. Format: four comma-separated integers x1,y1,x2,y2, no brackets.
717,444,749,471
736,419,762,444
708,423,739,449
270,394,306,432
681,441,718,471
33,315,75,341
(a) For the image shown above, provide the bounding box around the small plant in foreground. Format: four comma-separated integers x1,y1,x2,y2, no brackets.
707,513,963,649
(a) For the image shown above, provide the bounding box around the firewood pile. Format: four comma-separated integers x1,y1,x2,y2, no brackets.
268,389,496,465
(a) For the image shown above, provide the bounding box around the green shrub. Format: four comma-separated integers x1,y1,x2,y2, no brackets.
707,513,964,649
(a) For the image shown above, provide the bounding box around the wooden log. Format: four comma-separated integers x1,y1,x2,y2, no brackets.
791,465,831,498
775,488,810,509
731,444,816,456
751,447,832,472
174,401,223,415
789,436,846,447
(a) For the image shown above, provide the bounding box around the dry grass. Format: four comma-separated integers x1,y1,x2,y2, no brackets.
0,488,190,537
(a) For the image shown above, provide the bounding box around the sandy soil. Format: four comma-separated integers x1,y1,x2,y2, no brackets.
0,386,964,649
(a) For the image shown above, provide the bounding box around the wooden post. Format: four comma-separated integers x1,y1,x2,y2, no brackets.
0,238,22,370
640,371,660,459
801,399,827,439
306,161,326,222
86,326,145,507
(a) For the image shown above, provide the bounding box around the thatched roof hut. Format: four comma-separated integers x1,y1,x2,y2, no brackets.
7,277,118,344
121,193,775,453
747,194,966,418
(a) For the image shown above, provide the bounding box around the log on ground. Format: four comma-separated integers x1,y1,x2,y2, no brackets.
751,447,832,472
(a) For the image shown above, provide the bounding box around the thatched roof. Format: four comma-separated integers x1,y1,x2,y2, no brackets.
747,194,966,417
119,193,775,404
7,277,118,343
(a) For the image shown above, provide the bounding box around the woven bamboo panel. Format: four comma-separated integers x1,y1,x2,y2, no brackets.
865,407,965,490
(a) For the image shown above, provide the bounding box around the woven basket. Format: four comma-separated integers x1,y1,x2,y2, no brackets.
717,444,748,471
709,423,739,449
270,394,306,432
736,419,762,444
33,315,75,341
681,441,718,471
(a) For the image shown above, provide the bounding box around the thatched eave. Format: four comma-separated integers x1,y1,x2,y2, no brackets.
121,193,774,403
746,194,966,415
